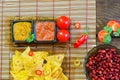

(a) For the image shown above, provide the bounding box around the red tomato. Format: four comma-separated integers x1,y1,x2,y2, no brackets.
57,16,70,29
35,70,42,76
107,20,120,32
57,30,70,42
28,51,34,56
98,30,108,42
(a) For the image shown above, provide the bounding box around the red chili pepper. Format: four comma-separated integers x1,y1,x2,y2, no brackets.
74,33,88,48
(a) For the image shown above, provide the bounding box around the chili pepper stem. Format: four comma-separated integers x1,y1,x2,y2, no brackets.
85,27,88,34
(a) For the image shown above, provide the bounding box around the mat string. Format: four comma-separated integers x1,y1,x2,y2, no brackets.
68,0,71,79
53,0,55,19
36,0,38,20
51,0,55,57
86,0,88,54
1,0,4,79
18,0,21,20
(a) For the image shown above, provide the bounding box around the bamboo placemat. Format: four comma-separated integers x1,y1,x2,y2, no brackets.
0,0,96,80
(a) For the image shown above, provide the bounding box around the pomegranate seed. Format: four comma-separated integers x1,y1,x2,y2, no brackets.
86,48,120,79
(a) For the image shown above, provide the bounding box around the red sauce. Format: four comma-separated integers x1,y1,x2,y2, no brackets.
35,21,55,41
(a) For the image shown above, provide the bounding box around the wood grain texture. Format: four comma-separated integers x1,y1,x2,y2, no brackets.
0,0,96,80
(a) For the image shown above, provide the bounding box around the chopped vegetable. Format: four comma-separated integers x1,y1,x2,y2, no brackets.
98,20,120,44
98,30,111,44
116,28,120,34
107,20,116,27
26,33,35,43
98,30,109,42
103,34,111,44
104,26,112,34
74,22,80,29
35,70,42,76
107,20,120,32
35,21,55,41
113,28,120,37
28,51,34,56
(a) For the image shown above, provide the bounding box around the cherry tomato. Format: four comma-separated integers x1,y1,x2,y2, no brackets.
57,16,70,29
98,30,108,42
107,20,116,27
74,22,80,29
107,20,120,32
57,30,70,42
112,22,120,32
35,70,42,76
28,51,34,56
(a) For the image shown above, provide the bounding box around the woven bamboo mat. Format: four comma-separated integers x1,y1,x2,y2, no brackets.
0,0,96,80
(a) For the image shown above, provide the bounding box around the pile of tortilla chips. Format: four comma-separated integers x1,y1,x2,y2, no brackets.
10,47,68,80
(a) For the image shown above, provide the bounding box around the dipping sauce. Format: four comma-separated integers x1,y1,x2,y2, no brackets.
35,21,55,41
13,22,31,41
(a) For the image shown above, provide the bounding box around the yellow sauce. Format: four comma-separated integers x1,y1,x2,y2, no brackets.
13,22,31,41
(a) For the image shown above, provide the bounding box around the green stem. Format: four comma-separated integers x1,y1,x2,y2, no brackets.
85,27,88,34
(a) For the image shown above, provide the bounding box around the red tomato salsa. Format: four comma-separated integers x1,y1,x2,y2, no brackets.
35,21,55,41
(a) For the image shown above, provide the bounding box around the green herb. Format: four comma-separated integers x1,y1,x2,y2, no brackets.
113,32,119,37
103,34,111,44
116,28,120,34
26,32,35,43
104,26,112,34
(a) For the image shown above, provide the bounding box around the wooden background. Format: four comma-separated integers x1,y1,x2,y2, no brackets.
97,0,120,47
0,0,96,80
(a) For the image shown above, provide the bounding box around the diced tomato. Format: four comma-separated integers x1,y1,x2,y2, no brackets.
107,20,116,27
74,22,80,29
35,22,55,41
28,51,34,56
112,22,120,32
35,70,42,76
107,20,120,32
98,30,108,42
